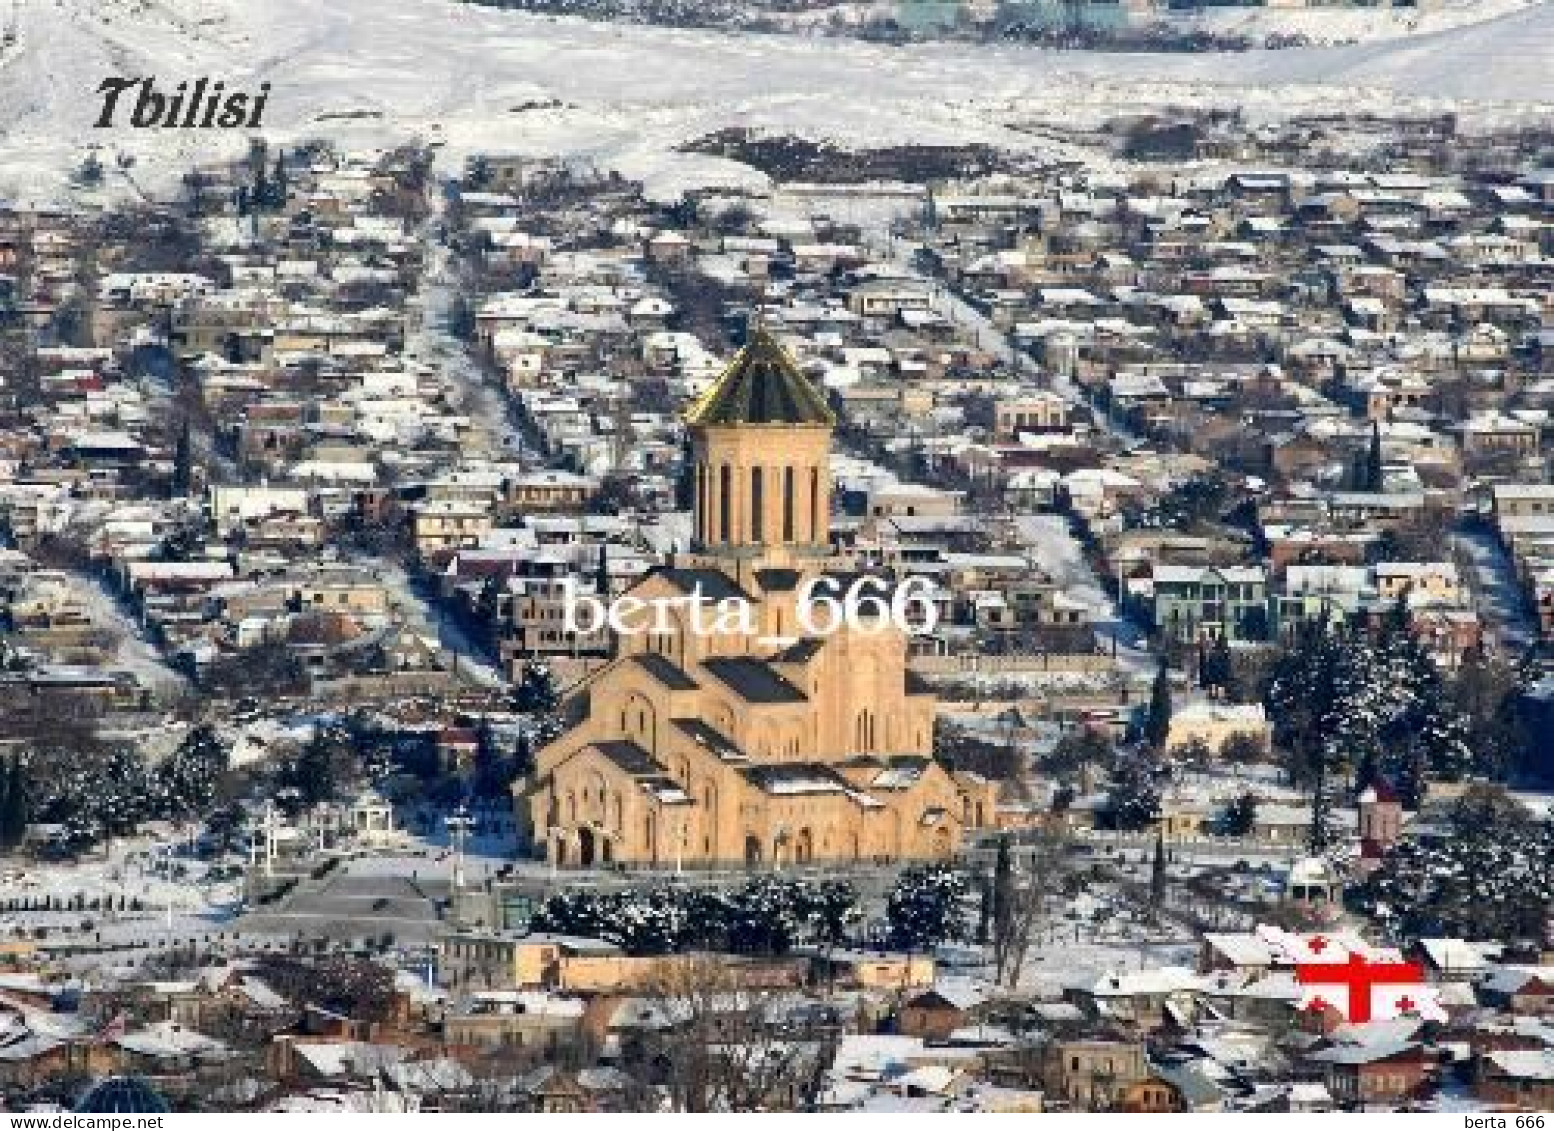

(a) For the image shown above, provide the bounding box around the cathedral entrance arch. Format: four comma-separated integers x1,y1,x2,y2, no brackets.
744,835,762,867
578,827,598,868
794,827,813,865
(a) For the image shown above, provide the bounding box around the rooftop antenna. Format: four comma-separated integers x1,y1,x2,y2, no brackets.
749,276,771,343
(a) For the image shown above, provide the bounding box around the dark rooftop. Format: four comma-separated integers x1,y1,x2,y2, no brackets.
755,567,803,593
702,657,809,704
654,567,751,604
592,739,662,776
632,652,699,691
684,327,836,428
773,637,825,664
672,717,749,762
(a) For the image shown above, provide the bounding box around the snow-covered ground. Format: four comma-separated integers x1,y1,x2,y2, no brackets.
1,0,1549,202
0,834,243,948
1163,0,1541,43
61,570,191,700
1014,512,1154,673
1451,526,1538,652
405,200,535,466
374,560,506,688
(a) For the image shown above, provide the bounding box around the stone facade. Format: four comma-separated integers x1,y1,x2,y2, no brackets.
512,330,996,869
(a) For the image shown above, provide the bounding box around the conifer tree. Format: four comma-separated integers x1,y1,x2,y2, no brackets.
1365,420,1385,492
1144,657,1172,749
0,759,25,848
171,417,193,496
1149,828,1166,916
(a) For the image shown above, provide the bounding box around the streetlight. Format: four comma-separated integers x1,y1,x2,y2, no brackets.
446,806,475,895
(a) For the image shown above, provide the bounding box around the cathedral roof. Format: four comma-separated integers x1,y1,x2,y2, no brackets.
742,763,882,807
591,739,661,776
673,718,749,763
772,637,825,664
684,327,836,428
655,567,751,603
632,653,699,691
703,657,808,704
755,567,803,593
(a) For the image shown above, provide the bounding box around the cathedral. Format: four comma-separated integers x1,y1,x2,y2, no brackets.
512,329,998,869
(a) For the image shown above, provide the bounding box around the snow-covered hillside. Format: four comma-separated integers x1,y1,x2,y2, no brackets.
1161,0,1541,42
0,0,1549,201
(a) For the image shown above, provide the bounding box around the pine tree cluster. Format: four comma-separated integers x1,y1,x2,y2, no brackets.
1265,616,1477,804
1353,787,1554,942
885,864,972,951
20,725,230,853
530,875,859,956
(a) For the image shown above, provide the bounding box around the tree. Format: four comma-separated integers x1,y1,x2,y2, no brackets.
1452,646,1533,781
1198,636,1233,695
472,721,518,799
1106,753,1161,832
74,153,105,187
1365,421,1384,492
204,801,246,855
988,826,1067,988
171,416,194,496
885,865,970,952
1353,786,1553,942
989,836,1013,951
1220,732,1266,766
528,878,859,959
157,724,228,818
514,660,559,714
515,661,565,747
0,758,26,849
1221,791,1258,837
1044,728,1113,776
1169,737,1214,769
1148,829,1167,918
1266,617,1477,792
1308,747,1336,854
277,725,355,812
1144,657,1172,749
638,955,831,1112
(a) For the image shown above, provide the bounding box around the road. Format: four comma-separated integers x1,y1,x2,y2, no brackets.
1013,512,1153,672
1452,524,1538,653
406,199,534,465
70,569,191,700
376,559,506,688
863,226,1142,447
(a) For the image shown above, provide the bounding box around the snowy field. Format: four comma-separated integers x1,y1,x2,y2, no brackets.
0,0,1550,202
0,834,244,948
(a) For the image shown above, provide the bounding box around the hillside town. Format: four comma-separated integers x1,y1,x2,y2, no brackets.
0,96,1550,1114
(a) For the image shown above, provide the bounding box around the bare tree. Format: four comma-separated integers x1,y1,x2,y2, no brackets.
991,824,1070,989
633,956,832,1112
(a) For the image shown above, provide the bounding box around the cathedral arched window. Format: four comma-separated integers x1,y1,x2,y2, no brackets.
697,464,708,541
783,466,795,541
809,467,820,542
719,465,732,543
751,467,764,542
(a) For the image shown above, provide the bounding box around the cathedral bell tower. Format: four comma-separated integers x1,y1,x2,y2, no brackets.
685,327,836,568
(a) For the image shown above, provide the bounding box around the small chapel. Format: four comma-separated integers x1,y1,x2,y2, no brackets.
513,328,998,869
